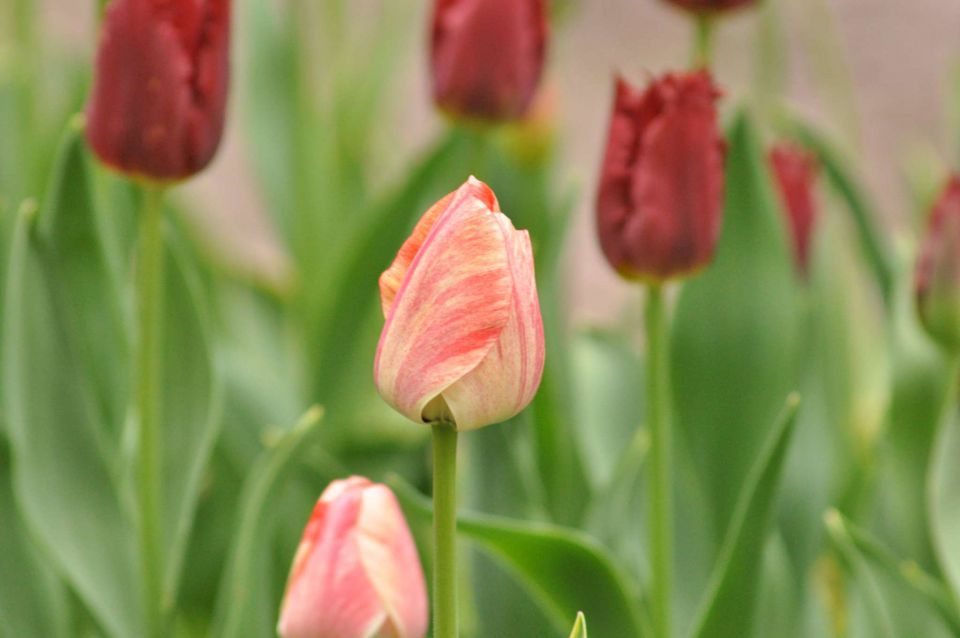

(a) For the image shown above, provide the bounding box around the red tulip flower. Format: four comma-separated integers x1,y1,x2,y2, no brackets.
277,477,429,638
431,0,548,122
769,144,820,277
661,0,757,14
85,0,231,182
596,72,725,282
375,177,545,431
915,175,960,351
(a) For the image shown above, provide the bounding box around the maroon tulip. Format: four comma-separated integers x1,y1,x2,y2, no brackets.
915,175,960,351
769,144,819,277
596,72,725,282
662,0,756,14
85,0,231,182
431,0,547,122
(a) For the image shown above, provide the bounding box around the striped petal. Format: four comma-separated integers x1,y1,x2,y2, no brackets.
374,183,512,425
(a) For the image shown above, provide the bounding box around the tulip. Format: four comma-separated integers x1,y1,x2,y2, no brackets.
596,72,725,282
277,477,429,638
915,175,960,351
85,0,230,181
374,177,545,431
769,143,819,277
661,0,756,14
431,0,548,122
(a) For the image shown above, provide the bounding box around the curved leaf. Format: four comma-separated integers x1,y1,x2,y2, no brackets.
568,611,588,638
930,402,960,601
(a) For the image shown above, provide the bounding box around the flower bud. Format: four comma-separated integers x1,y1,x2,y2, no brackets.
915,175,960,351
277,477,428,638
769,143,819,277
85,0,231,182
661,0,757,14
596,72,725,282
431,0,548,122
375,177,545,431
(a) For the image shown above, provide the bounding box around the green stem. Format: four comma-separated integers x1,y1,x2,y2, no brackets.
432,424,459,638
693,14,715,69
645,285,672,638
136,185,166,638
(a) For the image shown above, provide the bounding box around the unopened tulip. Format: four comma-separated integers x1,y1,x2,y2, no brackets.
661,0,756,14
277,477,428,638
431,0,548,122
375,177,545,431
596,72,725,282
915,175,960,351
769,144,819,276
85,0,230,181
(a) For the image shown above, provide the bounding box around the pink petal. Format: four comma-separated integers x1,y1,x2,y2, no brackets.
374,185,512,425
439,215,545,430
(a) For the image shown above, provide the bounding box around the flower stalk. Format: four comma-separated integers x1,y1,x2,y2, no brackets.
432,423,459,638
693,14,715,68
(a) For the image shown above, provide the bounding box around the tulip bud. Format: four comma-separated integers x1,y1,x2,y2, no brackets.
596,72,725,282
375,177,545,431
661,0,757,14
85,0,231,182
769,143,819,277
915,175,960,351
277,477,428,638
431,0,548,122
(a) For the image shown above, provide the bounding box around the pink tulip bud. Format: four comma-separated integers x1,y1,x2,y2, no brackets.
769,143,820,277
277,477,428,638
915,175,960,351
596,72,725,282
431,0,548,122
662,0,757,14
85,0,230,181
375,177,545,431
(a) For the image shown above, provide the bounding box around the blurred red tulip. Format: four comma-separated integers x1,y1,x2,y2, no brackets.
431,0,547,122
596,72,725,282
277,477,428,638
375,177,545,431
662,0,756,14
915,175,960,351
769,144,820,277
85,0,230,182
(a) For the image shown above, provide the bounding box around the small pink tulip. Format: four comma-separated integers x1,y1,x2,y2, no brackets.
375,177,545,431
277,477,428,638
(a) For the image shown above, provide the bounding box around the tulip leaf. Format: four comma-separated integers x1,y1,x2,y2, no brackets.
687,394,799,638
212,407,324,638
568,611,588,638
389,476,647,638
671,110,802,539
930,399,960,601
2,120,142,637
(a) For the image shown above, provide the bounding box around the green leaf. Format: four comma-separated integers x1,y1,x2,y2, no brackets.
930,400,960,602
671,111,802,538
688,394,800,638
390,476,647,638
212,407,324,638
2,120,141,637
568,611,588,638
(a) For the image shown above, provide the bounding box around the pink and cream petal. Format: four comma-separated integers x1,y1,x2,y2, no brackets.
374,193,512,425
439,215,545,430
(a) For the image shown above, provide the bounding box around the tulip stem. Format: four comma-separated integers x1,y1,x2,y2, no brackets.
693,14,715,69
645,285,673,638
136,185,166,638
432,423,459,638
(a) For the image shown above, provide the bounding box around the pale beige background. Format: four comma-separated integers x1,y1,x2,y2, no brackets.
42,0,960,323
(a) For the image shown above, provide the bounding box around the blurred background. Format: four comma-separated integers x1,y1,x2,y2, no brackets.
28,0,960,322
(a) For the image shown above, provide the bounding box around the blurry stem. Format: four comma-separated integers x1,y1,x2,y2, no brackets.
693,14,715,69
432,424,459,638
136,185,166,638
645,285,672,638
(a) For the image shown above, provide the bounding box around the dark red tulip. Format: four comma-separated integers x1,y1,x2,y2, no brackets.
662,0,756,14
431,0,547,122
85,0,231,182
769,144,819,277
915,175,960,351
596,72,725,282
